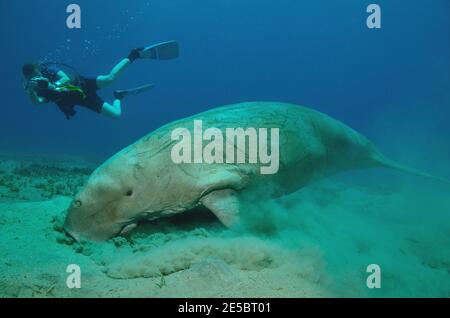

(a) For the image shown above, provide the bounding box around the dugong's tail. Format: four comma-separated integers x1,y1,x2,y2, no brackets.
373,154,450,185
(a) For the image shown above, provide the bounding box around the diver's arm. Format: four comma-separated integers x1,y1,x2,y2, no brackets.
26,78,48,104
28,90,46,105
55,70,71,86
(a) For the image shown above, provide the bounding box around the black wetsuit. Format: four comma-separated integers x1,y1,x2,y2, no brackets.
35,64,105,119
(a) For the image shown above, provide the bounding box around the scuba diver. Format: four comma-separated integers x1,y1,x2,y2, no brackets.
22,41,179,119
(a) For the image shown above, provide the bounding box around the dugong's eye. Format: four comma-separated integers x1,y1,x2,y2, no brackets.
125,189,133,197
74,200,82,208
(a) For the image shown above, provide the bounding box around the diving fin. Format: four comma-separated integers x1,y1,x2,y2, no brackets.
114,83,155,100
139,41,179,60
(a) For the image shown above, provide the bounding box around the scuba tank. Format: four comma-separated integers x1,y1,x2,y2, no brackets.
39,62,83,86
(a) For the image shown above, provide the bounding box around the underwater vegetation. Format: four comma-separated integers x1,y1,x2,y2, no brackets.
0,156,93,201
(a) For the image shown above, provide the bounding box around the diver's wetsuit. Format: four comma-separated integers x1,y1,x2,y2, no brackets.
35,64,105,119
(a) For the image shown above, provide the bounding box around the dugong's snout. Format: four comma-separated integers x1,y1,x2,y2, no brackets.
63,219,81,242
64,204,125,242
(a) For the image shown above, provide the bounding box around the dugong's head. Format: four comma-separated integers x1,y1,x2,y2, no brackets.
64,152,156,241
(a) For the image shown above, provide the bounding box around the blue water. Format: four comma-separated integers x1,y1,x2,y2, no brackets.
0,0,449,298
1,0,448,161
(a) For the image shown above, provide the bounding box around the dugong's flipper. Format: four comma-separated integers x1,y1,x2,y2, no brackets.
201,189,241,228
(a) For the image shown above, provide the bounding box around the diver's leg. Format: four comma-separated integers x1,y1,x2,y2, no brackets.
96,58,131,89
100,100,122,118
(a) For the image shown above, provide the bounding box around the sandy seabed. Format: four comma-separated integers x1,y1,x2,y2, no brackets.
0,154,449,298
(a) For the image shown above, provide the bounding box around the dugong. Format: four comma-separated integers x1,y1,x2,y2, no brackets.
64,102,443,241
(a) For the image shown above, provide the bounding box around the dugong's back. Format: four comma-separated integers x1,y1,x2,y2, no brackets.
127,102,375,194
